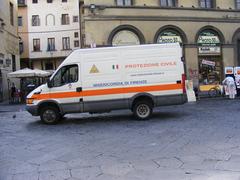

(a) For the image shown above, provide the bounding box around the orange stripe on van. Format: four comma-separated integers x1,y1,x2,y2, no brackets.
31,83,183,100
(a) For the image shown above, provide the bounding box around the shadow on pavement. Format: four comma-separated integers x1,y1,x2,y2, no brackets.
26,110,189,130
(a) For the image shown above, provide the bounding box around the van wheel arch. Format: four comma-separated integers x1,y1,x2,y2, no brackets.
38,101,63,115
131,94,155,110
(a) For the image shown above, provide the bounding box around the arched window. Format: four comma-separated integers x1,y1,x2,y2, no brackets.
108,25,145,46
112,30,140,46
197,28,223,85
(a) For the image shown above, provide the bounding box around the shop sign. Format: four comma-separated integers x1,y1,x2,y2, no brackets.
234,67,240,88
198,31,221,55
225,67,234,75
234,67,240,76
112,30,140,46
157,31,182,44
201,59,215,66
198,46,221,54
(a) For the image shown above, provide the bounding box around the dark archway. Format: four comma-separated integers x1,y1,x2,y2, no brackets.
232,28,240,65
196,26,225,86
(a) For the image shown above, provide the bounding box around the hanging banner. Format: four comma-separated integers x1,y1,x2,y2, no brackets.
201,59,215,66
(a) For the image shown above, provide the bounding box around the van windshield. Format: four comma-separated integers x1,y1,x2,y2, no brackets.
51,64,78,87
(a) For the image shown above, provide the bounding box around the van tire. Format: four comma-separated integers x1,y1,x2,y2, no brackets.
40,106,60,125
133,100,153,120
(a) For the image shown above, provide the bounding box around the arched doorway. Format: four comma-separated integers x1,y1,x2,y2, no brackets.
232,28,240,66
197,27,224,85
154,25,188,70
108,25,145,46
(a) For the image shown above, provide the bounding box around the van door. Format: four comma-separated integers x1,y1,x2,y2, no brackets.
49,64,83,113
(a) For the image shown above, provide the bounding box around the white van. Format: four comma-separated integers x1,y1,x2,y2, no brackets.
26,43,187,124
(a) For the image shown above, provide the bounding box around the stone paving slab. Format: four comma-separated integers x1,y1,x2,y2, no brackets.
1,99,240,179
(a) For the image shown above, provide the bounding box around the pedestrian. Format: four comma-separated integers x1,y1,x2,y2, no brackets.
10,83,16,103
222,76,236,99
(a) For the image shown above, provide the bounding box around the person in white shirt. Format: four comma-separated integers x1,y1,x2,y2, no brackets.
222,76,236,99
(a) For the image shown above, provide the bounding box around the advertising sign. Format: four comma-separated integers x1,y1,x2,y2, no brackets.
198,31,221,55
201,59,215,66
234,67,240,88
157,31,182,44
225,67,234,75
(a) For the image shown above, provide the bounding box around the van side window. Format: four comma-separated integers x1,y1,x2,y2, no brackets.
52,65,78,87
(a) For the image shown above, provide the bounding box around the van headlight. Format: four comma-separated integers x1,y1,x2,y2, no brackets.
26,98,35,104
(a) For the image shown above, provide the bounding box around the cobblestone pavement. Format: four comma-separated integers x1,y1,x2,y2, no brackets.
1,99,240,180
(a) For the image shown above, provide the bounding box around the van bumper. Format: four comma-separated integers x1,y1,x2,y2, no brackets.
26,105,39,116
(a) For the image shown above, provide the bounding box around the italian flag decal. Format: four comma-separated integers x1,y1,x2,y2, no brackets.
112,64,119,70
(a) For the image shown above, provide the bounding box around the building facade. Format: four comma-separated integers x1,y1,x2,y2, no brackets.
25,0,81,71
82,0,240,87
0,0,20,101
18,0,29,68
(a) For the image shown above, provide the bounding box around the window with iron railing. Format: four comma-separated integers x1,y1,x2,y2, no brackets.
236,0,240,9
47,38,55,51
18,17,23,26
19,42,24,54
32,15,40,26
33,39,40,51
18,0,26,5
62,37,70,50
116,0,133,6
73,16,78,23
61,14,70,25
160,0,177,7
74,40,79,47
199,0,214,8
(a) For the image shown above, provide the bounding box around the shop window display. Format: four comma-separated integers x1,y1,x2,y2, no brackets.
198,30,222,86
199,57,222,85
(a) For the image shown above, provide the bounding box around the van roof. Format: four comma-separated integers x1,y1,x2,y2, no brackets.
73,43,180,53
60,43,181,67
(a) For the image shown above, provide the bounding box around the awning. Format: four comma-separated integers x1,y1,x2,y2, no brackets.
8,68,51,78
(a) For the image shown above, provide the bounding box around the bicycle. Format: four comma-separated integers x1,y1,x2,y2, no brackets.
208,85,224,98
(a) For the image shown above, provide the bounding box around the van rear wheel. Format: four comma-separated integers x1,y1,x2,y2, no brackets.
40,106,60,125
133,100,153,120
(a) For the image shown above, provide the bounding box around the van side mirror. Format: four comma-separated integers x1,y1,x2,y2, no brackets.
47,80,53,88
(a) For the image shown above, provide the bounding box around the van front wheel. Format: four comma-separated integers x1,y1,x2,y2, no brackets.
133,101,153,120
40,106,60,125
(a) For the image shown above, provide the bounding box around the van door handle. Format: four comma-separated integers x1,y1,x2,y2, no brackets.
76,87,82,92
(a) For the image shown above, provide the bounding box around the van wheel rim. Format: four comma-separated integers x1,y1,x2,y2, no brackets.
43,110,56,122
137,104,150,118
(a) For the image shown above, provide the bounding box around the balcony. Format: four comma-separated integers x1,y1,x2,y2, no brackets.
18,0,27,7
